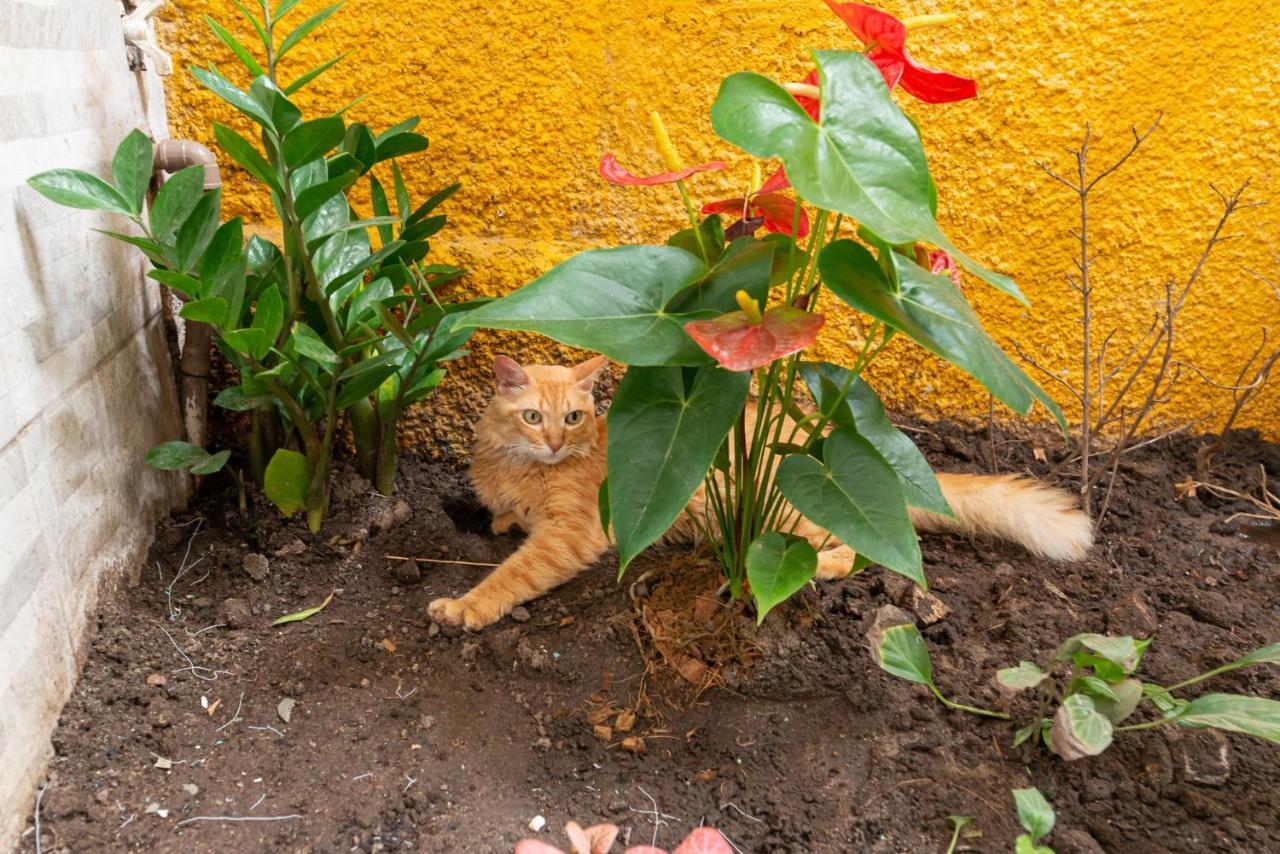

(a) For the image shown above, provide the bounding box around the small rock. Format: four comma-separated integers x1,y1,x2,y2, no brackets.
277,697,296,724
528,815,546,832
1082,777,1114,802
1176,730,1231,787
153,756,173,770
460,642,480,663
1055,828,1106,854
182,784,199,797
943,435,973,461
427,621,441,638
419,714,436,730
242,553,270,583
863,604,916,668
145,674,166,687
191,596,214,609
274,539,306,557
534,737,552,751
510,606,532,623
392,560,421,585
440,622,464,639
1107,591,1158,637
909,587,951,625
219,598,253,629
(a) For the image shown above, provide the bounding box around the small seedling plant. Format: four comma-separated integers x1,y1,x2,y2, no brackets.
462,1,1062,620
28,0,482,531
997,635,1280,760
1012,787,1056,854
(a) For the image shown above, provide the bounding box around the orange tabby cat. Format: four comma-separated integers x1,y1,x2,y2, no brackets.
427,355,1093,630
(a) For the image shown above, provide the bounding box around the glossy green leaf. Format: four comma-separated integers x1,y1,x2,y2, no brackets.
213,385,274,411
597,479,612,541
283,52,348,96
1142,683,1186,715
407,182,461,226
607,365,750,571
272,591,334,626
1050,693,1113,760
997,661,1050,692
278,1,343,61
190,66,273,128
710,50,1022,301
295,170,358,220
667,214,725,266
28,169,132,216
252,284,285,349
1175,693,1280,742
213,123,282,194
147,269,203,299
776,428,922,584
145,440,229,475
290,323,339,367
264,448,310,516
204,14,265,77
746,533,817,624
874,622,933,685
800,361,950,515
819,240,1064,431
223,327,268,358
284,116,346,168
335,364,398,409
376,131,429,163
174,188,222,273
149,166,206,242
462,246,712,366
230,0,269,50
199,218,247,324
1013,787,1055,843
112,129,154,214
180,297,228,325
667,237,774,315
96,230,167,266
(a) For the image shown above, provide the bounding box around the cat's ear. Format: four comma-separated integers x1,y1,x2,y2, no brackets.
571,354,608,392
493,356,529,395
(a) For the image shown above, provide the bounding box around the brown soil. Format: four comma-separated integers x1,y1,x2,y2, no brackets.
19,424,1280,853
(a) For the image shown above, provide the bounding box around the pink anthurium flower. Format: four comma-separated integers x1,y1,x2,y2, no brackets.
822,1,977,103
599,153,726,186
915,244,961,286
685,291,825,372
701,168,810,238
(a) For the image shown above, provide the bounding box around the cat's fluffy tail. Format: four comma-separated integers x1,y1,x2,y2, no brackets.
910,473,1093,561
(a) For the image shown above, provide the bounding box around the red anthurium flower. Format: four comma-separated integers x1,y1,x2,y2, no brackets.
685,291,825,372
915,244,961,286
701,168,810,238
790,70,822,121
822,1,977,104
599,153,726,186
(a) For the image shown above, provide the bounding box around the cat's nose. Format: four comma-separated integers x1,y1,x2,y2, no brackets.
547,438,563,453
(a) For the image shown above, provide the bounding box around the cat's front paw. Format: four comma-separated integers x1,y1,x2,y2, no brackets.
490,513,518,535
428,596,502,631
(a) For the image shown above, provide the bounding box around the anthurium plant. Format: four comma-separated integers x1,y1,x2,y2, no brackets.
463,1,1061,618
997,636,1280,760
29,0,481,531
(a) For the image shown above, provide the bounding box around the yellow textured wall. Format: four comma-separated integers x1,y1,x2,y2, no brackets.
160,0,1280,447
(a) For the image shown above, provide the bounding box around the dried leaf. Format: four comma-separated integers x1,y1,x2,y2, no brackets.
621,736,646,754
615,711,637,733
380,638,397,653
593,725,613,742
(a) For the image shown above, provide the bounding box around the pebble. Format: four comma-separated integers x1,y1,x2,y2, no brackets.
242,553,270,582
510,606,532,623
392,560,422,585
182,784,199,797
1186,590,1235,629
219,598,253,629
427,621,441,638
277,697,296,724
528,815,546,832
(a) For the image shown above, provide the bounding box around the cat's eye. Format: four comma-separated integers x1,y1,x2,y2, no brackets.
564,410,584,425
521,409,542,425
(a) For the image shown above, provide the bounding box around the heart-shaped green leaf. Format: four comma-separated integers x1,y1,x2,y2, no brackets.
873,622,933,685
607,365,750,571
819,240,1063,432
710,50,1022,301
1050,693,1113,760
1012,787,1055,843
462,246,713,366
997,661,1050,692
800,361,950,516
746,533,818,624
776,428,922,584
1053,634,1139,672
1091,677,1143,724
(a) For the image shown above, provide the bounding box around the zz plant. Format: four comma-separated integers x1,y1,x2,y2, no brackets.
463,2,1060,617
29,0,481,531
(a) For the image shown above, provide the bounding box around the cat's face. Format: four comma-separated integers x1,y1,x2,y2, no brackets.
485,355,607,464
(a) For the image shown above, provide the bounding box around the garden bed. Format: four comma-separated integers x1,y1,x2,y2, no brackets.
24,423,1280,853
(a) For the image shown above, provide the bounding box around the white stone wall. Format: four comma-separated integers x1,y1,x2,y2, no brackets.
0,1,186,847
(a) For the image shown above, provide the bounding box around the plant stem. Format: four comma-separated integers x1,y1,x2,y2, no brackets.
675,179,710,265
1116,717,1176,732
930,684,1010,720
1166,664,1237,692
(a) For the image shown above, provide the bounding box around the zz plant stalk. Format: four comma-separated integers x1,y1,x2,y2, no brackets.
29,0,481,531
462,1,1063,618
